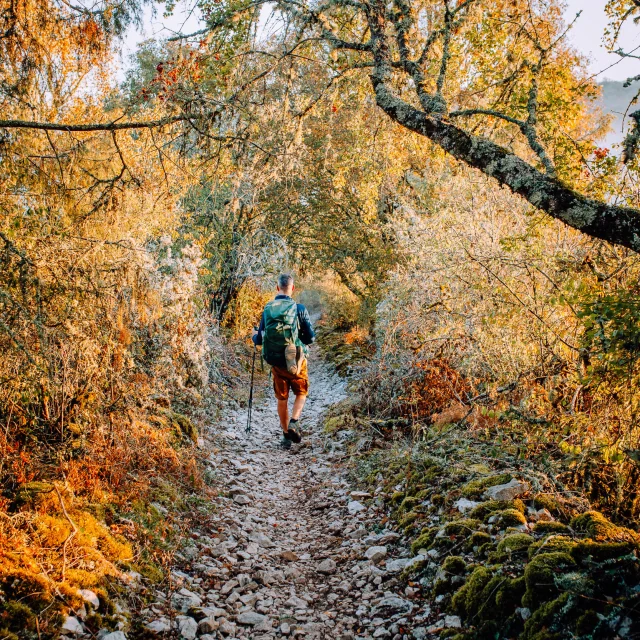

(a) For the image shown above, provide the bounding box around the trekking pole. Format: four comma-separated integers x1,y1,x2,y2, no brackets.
246,327,258,434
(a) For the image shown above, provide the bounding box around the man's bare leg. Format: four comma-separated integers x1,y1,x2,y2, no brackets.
291,394,307,421
277,398,289,431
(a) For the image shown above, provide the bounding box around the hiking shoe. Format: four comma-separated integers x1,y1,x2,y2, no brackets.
279,436,292,450
284,343,298,375
285,425,302,444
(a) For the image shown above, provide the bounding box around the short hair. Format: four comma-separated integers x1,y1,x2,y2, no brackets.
278,273,294,289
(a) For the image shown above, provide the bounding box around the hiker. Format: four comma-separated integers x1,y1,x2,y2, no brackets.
252,273,315,449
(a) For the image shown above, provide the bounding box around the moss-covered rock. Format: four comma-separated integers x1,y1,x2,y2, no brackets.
522,592,570,640
468,500,512,520
532,521,569,535
497,533,534,556
522,552,577,610
489,508,527,528
461,473,513,498
411,527,438,554
570,539,636,563
528,535,576,559
443,555,467,575
443,519,482,536
570,511,640,545
465,531,492,552
532,494,564,517
451,566,493,618
397,496,421,514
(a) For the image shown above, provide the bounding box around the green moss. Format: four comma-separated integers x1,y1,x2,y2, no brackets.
532,494,563,517
532,521,569,535
495,576,526,610
469,500,512,520
497,533,534,555
390,491,405,505
0,630,19,640
12,481,54,507
570,510,640,545
528,535,576,559
522,592,570,640
489,508,527,527
0,602,36,632
443,555,467,575
465,531,492,551
411,527,438,554
398,496,421,513
170,411,198,443
415,489,430,500
443,519,481,536
433,578,453,595
399,511,420,530
571,540,635,563
523,553,577,610
432,493,445,506
575,610,601,635
451,566,493,618
461,473,513,498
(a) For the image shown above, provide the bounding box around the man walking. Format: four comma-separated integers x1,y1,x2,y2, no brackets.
253,273,315,449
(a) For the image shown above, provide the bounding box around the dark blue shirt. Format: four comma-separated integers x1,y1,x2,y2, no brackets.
252,295,316,354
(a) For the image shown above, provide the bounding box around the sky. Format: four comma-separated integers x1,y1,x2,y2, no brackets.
119,0,639,83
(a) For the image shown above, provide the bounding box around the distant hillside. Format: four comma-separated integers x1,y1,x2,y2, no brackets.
599,79,639,149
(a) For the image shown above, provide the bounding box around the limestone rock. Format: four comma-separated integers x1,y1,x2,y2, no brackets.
237,611,266,625
145,619,171,634
454,498,481,514
178,617,198,639
234,494,251,505
371,596,413,618
348,500,366,514
484,479,530,501
61,617,84,635
317,558,337,574
78,589,100,609
365,545,387,563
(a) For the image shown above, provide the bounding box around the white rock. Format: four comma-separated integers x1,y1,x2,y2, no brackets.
78,589,100,609
145,619,171,633
249,532,275,548
371,596,413,617
281,621,291,635
284,595,308,609
237,611,266,625
179,617,198,640
171,588,202,611
198,618,219,634
377,532,401,544
61,617,84,635
454,498,481,514
317,558,337,574
234,494,251,505
347,500,366,514
386,557,411,573
444,615,462,628
373,627,390,638
483,479,530,501
218,619,236,635
102,632,127,640
365,545,387,563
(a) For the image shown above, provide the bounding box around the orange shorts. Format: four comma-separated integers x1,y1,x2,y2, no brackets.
272,358,309,400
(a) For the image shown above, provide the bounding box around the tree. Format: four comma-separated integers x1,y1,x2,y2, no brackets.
170,0,640,252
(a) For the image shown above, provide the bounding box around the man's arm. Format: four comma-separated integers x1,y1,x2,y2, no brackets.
297,305,316,345
252,313,266,345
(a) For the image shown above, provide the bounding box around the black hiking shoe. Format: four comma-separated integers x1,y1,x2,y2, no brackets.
279,435,292,450
285,420,302,444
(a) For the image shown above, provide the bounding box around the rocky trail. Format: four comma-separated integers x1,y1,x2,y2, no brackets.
134,352,436,640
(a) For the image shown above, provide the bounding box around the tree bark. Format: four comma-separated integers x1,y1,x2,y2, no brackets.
371,80,640,252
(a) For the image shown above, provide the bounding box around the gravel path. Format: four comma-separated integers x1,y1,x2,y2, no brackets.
139,352,431,640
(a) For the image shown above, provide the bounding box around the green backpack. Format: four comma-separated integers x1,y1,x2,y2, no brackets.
262,298,303,367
